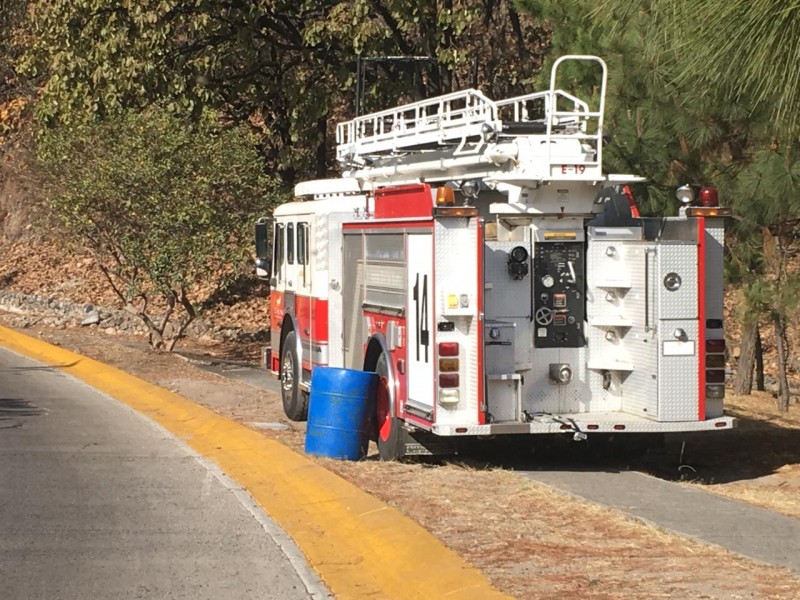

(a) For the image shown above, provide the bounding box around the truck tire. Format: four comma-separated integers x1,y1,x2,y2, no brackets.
374,352,405,461
280,331,308,421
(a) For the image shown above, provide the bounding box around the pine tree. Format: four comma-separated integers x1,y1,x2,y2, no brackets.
521,0,800,409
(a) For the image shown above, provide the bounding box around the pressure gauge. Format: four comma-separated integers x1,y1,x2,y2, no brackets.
541,274,555,288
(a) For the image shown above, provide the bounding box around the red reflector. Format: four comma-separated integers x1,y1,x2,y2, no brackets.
706,339,726,353
587,424,599,430
706,370,725,384
715,422,727,428
613,424,626,431
438,342,459,357
700,186,719,207
455,427,468,433
439,373,459,388
560,424,571,430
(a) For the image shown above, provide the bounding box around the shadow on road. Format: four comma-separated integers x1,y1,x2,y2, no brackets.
641,416,800,485
0,397,46,429
448,415,800,487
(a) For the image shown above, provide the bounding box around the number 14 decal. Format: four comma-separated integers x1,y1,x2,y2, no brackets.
413,273,429,362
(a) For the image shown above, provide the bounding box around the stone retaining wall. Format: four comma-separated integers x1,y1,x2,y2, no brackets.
0,289,267,344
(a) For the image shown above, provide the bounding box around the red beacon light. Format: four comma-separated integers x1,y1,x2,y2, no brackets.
678,184,730,216
699,186,719,207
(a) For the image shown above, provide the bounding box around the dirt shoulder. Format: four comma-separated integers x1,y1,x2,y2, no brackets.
6,318,799,599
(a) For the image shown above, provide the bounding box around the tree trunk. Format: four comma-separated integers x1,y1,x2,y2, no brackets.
315,117,327,178
773,311,790,411
164,287,196,352
755,324,765,391
732,319,758,394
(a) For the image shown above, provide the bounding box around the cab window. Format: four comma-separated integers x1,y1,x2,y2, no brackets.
297,222,309,265
273,223,284,280
287,223,295,265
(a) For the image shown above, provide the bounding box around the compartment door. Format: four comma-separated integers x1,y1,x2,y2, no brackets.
656,244,699,421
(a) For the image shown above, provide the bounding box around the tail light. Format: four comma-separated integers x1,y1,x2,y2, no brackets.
439,373,460,388
438,342,460,401
705,338,726,391
438,342,459,356
439,358,459,372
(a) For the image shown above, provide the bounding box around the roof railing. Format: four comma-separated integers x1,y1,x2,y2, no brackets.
335,55,608,181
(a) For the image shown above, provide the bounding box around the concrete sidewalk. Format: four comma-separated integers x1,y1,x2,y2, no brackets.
522,469,800,575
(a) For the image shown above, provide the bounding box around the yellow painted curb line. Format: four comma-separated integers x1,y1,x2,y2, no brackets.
0,325,510,600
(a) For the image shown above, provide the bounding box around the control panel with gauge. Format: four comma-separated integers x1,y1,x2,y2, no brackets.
533,240,586,348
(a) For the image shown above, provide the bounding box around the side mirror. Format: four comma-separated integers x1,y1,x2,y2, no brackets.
255,220,270,280
255,257,270,279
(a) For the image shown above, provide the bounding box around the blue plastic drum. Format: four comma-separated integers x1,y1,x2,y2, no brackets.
305,367,378,461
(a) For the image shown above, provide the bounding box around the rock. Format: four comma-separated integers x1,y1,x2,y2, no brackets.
81,303,100,326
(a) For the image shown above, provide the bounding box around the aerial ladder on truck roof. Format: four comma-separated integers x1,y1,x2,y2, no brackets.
330,55,609,191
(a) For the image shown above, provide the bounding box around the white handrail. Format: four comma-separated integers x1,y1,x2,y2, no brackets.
335,55,609,182
547,55,607,170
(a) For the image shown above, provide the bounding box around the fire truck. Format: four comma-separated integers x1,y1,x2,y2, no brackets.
255,55,735,460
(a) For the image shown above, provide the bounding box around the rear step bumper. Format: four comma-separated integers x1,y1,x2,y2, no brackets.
432,414,736,436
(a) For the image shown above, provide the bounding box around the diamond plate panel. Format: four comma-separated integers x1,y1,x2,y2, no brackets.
616,243,659,418
704,223,725,322
586,239,658,418
658,319,700,421
657,244,698,320
315,213,329,271
586,238,629,413
326,213,346,367
434,219,479,426
341,233,365,370
521,347,594,415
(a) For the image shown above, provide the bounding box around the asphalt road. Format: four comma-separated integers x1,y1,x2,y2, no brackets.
0,347,329,600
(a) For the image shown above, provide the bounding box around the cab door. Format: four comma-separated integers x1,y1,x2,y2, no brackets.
295,221,317,370
269,222,287,368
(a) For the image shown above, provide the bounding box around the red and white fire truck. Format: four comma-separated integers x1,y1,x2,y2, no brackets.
255,55,735,459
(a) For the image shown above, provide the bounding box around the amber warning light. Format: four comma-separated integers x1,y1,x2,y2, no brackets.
436,186,455,206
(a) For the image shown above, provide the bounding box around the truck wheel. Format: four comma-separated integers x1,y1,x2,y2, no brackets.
374,352,405,461
280,331,308,421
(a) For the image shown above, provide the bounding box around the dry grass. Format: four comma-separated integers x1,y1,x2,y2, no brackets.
727,393,800,429
9,320,800,599
324,459,800,599
676,392,800,519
